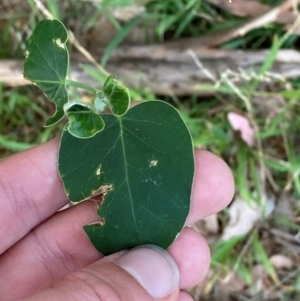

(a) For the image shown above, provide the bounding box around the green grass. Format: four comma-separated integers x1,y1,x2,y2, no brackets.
0,85,62,157
1,0,300,300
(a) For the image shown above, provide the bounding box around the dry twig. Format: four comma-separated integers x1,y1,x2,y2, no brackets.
167,0,300,48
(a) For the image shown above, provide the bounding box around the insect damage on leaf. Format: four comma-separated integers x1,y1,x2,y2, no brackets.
150,160,158,167
92,220,105,227
98,184,113,195
96,166,101,176
54,38,65,48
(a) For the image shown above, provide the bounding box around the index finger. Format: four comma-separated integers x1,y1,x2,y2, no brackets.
0,138,67,253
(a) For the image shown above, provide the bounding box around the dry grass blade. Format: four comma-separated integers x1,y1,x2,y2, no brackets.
207,0,270,17
207,0,299,27
231,0,299,37
166,0,299,48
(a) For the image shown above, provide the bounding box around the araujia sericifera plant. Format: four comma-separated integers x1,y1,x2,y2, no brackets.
24,19,195,255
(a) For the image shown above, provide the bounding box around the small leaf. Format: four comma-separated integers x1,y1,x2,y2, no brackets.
103,75,130,116
58,101,194,255
24,19,69,126
65,102,105,139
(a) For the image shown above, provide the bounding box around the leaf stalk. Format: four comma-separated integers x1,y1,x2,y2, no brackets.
65,79,98,94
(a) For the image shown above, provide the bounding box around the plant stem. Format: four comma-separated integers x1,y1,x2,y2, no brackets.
65,79,98,93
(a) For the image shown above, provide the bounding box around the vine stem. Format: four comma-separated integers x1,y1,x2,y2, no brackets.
65,79,98,93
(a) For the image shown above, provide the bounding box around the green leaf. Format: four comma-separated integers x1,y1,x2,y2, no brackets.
65,102,105,139
24,19,69,126
252,231,280,285
58,101,194,255
211,236,244,264
103,75,130,116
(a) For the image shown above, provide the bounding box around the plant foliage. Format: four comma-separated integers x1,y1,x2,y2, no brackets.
23,19,195,255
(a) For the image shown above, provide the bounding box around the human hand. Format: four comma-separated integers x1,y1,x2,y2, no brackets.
0,138,234,301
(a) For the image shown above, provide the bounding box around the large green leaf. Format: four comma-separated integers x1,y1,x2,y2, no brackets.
58,101,194,255
24,19,69,126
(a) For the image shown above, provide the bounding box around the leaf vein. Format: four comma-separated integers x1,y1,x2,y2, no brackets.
118,118,140,242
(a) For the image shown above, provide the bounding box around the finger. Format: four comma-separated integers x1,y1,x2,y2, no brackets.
186,150,234,225
0,139,234,254
19,246,180,301
0,138,68,254
0,205,208,299
178,291,194,301
0,201,101,300
168,228,210,289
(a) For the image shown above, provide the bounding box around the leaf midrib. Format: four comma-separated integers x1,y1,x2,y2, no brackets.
118,117,140,242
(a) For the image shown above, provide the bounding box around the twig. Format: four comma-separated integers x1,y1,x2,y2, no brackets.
187,49,230,107
235,0,298,36
252,265,300,301
265,168,280,193
269,228,300,245
229,232,254,283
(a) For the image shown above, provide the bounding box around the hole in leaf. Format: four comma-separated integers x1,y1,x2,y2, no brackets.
54,38,65,48
150,160,158,167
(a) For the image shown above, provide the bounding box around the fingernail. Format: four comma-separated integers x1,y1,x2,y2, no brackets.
117,245,179,299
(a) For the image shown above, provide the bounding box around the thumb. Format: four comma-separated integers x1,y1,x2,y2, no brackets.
24,245,180,301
